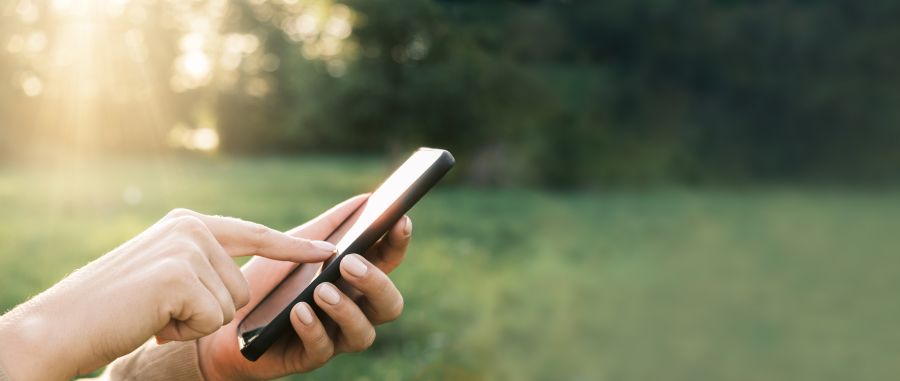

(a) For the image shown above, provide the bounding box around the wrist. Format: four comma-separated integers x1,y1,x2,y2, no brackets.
198,336,229,381
198,335,256,381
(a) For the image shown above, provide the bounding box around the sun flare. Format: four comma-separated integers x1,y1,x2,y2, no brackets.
3,0,355,155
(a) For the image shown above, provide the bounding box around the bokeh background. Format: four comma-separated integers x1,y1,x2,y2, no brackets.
1,0,899,379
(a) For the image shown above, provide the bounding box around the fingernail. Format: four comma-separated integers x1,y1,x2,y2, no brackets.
318,283,341,305
402,216,412,236
295,302,314,325
342,254,368,277
311,240,337,254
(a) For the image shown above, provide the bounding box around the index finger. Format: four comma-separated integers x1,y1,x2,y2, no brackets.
236,195,370,314
166,209,337,261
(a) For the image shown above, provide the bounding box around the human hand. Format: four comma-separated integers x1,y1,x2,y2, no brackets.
197,195,411,381
0,209,337,381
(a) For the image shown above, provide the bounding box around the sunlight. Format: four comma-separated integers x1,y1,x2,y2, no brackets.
282,2,356,61
182,51,211,80
51,0,72,12
324,15,352,40
2,0,357,155
21,74,43,97
179,32,205,52
16,0,39,24
168,124,220,152
122,184,143,205
191,127,220,152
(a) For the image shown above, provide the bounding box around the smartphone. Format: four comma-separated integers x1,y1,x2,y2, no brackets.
237,147,455,361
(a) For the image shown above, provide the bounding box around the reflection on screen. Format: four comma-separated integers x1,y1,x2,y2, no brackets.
238,149,444,334
333,149,443,252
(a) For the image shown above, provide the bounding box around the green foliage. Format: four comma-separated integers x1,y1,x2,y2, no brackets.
2,1,900,186
214,0,900,186
1,157,899,379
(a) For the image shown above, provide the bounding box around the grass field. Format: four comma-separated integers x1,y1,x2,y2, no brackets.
1,156,899,380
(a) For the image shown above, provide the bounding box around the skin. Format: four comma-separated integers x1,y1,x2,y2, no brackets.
0,194,410,381
198,194,410,381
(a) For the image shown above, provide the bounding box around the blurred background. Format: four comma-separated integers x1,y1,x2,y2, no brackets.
1,0,899,379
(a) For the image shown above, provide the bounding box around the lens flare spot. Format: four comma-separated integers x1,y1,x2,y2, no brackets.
17,0,40,24
26,32,47,53
181,51,211,80
22,75,43,97
324,17,351,40
122,185,143,205
191,127,219,152
52,0,72,12
179,32,205,52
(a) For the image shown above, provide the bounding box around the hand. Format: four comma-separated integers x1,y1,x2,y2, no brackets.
0,209,337,381
197,195,411,381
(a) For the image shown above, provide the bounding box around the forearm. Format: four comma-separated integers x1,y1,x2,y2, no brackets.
0,298,82,380
0,307,203,381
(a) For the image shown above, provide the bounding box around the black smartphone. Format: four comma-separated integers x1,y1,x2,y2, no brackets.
237,147,454,361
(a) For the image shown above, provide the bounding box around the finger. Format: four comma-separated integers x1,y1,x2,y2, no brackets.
286,194,369,239
194,233,251,310
203,215,337,261
234,196,369,316
367,215,411,273
339,254,404,324
156,279,224,341
314,282,376,353
192,255,237,325
167,209,337,261
289,302,334,370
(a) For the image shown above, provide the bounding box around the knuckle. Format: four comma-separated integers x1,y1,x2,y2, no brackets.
159,258,194,285
198,308,225,334
233,277,251,309
310,326,330,347
173,236,200,251
355,330,376,352
249,223,271,250
222,305,235,325
313,349,333,367
312,336,334,364
249,222,269,236
303,328,334,365
300,238,317,253
385,295,404,322
170,239,206,263
171,215,207,236
373,274,394,297
198,321,223,336
165,208,195,220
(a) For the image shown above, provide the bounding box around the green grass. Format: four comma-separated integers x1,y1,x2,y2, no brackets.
1,157,899,380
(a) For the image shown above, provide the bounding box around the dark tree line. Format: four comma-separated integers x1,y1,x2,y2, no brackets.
218,0,900,186
3,0,900,187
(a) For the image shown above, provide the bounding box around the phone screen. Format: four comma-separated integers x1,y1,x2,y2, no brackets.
238,149,448,335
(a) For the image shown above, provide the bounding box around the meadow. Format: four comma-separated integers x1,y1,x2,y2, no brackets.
1,157,898,380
